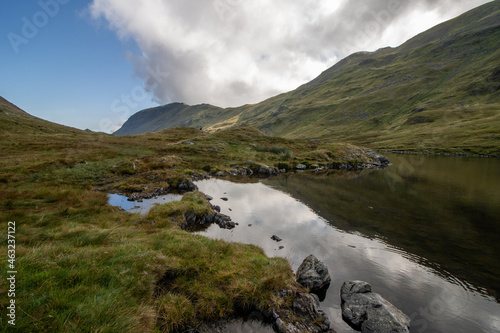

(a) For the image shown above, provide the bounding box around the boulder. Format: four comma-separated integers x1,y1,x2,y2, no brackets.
340,281,410,333
296,255,331,293
296,164,307,170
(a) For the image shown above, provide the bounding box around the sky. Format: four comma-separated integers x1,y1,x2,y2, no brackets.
0,0,493,133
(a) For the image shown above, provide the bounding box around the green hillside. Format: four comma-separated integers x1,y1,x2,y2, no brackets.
116,1,500,155
1,96,384,331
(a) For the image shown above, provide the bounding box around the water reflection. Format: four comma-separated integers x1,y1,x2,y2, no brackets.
263,153,500,301
195,169,500,333
107,193,182,215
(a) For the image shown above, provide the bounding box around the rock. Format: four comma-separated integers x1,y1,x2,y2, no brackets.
296,164,307,170
365,150,391,168
184,211,206,227
273,290,335,333
213,213,236,229
212,205,221,212
177,179,197,192
296,255,331,293
205,195,213,201
279,246,284,250
279,168,287,173
258,165,278,176
191,172,210,181
271,235,282,242
220,197,228,201
340,281,410,333
183,211,236,230
128,193,142,201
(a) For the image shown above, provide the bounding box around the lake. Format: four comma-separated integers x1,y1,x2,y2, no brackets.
195,153,500,333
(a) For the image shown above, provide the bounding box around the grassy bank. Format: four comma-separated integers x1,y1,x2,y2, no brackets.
1,102,379,331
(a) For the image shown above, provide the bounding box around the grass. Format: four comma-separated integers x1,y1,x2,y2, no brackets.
1,100,360,332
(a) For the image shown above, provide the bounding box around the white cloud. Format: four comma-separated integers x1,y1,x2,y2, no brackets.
90,0,492,108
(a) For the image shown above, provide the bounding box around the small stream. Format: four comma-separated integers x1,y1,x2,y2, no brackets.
194,153,500,333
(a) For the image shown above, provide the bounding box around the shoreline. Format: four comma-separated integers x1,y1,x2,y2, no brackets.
378,149,499,159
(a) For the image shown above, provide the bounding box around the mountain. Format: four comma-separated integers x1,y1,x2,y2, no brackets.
115,1,500,155
0,96,83,135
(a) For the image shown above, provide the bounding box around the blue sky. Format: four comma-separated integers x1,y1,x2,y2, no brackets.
0,0,492,133
0,0,155,132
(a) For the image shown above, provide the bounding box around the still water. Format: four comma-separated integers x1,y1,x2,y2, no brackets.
107,193,182,215
195,153,500,333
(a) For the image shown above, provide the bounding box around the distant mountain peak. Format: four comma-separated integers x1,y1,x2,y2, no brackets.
113,1,500,155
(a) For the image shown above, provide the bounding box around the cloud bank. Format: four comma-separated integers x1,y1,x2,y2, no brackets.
90,0,491,107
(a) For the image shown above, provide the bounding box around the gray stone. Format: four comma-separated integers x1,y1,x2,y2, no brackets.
296,164,307,170
340,280,410,333
296,255,331,293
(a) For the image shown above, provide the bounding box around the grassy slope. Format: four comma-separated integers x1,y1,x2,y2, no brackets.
0,99,379,331
115,1,500,155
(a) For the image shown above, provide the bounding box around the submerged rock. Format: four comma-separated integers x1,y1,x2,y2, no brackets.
296,255,331,293
271,235,282,242
340,280,410,333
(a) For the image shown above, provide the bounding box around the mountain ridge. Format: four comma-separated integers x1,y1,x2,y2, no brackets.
114,1,500,155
